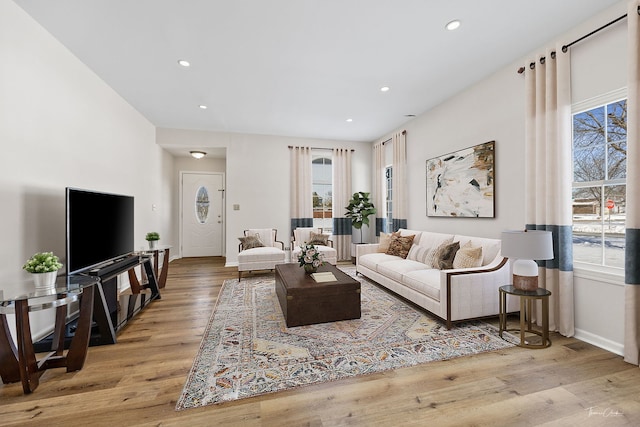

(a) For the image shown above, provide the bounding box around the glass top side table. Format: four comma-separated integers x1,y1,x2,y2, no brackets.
0,274,99,394
499,285,552,349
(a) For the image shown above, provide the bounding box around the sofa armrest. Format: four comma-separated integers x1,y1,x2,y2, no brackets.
355,243,379,263
440,257,510,329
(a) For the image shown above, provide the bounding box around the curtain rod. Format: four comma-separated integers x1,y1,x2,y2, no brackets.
288,146,354,151
517,5,639,74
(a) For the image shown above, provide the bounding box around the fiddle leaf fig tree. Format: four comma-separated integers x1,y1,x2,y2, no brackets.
345,192,376,243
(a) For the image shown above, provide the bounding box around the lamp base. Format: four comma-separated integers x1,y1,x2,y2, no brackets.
513,274,538,291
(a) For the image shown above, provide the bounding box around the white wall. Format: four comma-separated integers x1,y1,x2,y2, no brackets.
0,0,174,339
157,128,371,264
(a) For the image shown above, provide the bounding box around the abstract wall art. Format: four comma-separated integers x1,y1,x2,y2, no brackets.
426,141,495,217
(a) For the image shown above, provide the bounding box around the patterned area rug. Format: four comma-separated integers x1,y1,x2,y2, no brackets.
176,267,515,410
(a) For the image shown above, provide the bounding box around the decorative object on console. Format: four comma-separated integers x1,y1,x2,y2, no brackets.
297,243,324,273
501,229,554,291
145,231,160,249
22,251,63,289
345,191,376,243
426,140,495,218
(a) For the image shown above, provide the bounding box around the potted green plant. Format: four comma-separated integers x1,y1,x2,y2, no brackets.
345,191,376,244
23,251,63,289
145,232,160,249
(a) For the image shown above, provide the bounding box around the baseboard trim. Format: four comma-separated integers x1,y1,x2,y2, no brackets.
574,328,624,356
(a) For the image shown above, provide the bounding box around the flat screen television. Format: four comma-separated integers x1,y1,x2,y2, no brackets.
66,188,135,275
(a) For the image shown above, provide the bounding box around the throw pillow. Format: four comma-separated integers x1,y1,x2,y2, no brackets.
453,241,484,269
385,234,415,259
307,231,329,246
377,231,399,253
423,237,454,268
238,234,265,250
407,244,431,264
436,241,461,270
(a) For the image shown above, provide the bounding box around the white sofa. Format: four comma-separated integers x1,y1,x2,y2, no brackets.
356,229,517,329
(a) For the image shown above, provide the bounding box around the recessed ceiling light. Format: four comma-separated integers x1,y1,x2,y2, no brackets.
380,86,390,92
199,105,207,110
178,59,190,67
445,20,461,31
190,151,206,159
346,118,353,122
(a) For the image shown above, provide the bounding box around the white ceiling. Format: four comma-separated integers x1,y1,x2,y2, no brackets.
15,0,621,146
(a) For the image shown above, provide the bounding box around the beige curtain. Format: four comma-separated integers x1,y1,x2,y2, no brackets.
391,131,407,230
524,46,574,337
289,146,313,233
624,0,640,367
332,148,352,261
373,141,385,236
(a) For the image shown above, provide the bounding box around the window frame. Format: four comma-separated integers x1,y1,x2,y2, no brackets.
311,150,333,233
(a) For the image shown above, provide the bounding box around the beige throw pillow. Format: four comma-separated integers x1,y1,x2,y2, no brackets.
238,234,265,250
377,231,399,253
407,244,431,264
453,241,484,269
423,237,454,268
307,231,329,246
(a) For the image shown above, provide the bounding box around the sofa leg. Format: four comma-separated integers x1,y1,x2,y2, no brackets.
446,319,452,330
238,271,242,281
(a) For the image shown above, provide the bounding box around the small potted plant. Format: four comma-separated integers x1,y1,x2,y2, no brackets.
297,244,324,274
145,232,160,249
23,251,63,289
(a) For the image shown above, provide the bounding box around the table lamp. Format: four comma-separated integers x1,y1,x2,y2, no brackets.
501,229,554,291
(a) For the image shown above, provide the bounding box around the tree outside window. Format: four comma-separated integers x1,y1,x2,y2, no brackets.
572,99,626,268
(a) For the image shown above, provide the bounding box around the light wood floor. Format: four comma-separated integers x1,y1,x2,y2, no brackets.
1,257,639,426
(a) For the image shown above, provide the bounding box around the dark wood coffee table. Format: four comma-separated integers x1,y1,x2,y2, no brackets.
275,263,361,327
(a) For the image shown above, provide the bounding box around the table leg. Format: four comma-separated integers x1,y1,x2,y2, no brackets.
542,295,550,347
158,248,170,289
0,313,21,383
66,284,95,372
519,296,526,346
15,299,40,394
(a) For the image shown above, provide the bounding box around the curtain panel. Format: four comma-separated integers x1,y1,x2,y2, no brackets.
391,131,408,231
524,46,575,337
373,142,385,236
332,148,352,261
289,146,313,233
624,0,640,367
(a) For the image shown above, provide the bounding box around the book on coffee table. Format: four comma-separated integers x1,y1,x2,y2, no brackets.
311,271,337,283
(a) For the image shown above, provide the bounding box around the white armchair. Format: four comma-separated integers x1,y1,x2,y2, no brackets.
237,228,285,280
291,227,338,265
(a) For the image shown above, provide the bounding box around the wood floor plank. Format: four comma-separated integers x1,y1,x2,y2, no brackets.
1,257,639,426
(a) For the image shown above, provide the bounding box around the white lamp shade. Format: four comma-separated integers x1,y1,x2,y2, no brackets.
501,230,554,260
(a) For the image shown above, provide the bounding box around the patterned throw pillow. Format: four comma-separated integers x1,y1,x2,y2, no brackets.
239,234,265,250
436,241,461,270
307,231,329,246
423,237,454,268
377,231,399,253
407,244,431,264
453,241,484,269
385,234,415,259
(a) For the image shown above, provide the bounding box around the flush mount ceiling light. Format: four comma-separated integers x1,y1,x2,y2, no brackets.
178,59,191,67
199,105,207,109
445,20,461,31
380,86,390,92
190,151,206,159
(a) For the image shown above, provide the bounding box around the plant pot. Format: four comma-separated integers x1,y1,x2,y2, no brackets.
32,271,58,289
148,240,157,249
303,264,318,274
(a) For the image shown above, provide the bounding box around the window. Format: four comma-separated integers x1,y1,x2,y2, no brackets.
312,153,332,232
385,166,393,233
572,97,626,268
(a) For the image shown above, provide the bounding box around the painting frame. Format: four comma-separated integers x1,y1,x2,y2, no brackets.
426,141,495,218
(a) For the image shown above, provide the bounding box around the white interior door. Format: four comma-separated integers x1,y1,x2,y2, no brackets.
181,172,224,257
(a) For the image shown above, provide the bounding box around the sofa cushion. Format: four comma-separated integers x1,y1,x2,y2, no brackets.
453,241,484,269
247,228,275,247
436,241,460,270
377,231,399,253
407,244,431,264
423,237,454,268
454,235,501,266
418,232,455,251
398,229,424,245
386,234,415,259
402,269,442,301
239,234,265,250
359,252,401,272
377,259,428,282
237,246,285,262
